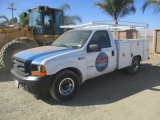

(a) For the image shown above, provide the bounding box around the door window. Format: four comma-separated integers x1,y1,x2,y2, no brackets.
88,31,111,50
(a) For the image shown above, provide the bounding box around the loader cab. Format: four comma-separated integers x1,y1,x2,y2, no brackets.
28,6,63,35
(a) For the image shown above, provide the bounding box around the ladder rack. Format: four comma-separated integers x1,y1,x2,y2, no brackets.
60,21,149,30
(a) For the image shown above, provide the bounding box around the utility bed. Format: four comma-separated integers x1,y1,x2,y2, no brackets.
115,39,149,69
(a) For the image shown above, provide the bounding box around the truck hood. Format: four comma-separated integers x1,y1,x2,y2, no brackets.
14,46,74,62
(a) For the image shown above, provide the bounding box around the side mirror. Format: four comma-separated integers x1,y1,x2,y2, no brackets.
88,44,101,52
23,12,27,17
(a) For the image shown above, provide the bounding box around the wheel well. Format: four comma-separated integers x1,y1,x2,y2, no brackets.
134,55,141,61
56,67,83,84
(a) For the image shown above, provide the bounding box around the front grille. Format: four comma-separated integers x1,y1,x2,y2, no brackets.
13,58,31,76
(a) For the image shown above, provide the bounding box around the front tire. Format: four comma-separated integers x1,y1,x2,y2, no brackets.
127,57,140,75
49,70,80,101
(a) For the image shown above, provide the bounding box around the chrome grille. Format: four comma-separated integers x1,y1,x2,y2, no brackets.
13,60,25,72
13,60,25,67
13,58,30,76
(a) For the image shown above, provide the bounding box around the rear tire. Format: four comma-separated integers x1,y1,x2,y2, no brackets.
0,41,30,69
127,57,140,75
49,70,80,101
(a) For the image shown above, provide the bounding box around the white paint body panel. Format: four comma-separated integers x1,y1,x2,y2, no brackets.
30,29,149,83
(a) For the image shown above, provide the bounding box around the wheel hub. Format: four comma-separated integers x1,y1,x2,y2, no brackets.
133,61,139,72
59,78,75,95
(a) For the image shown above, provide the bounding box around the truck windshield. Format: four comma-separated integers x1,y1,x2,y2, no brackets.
52,30,92,48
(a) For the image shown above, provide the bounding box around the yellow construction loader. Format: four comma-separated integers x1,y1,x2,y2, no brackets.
0,6,63,69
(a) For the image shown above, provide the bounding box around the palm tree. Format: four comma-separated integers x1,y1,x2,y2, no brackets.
59,3,82,25
94,0,136,24
0,15,9,22
0,15,17,26
0,15,9,26
142,0,160,14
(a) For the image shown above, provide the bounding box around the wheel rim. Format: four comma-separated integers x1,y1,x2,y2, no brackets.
133,61,139,72
59,78,75,96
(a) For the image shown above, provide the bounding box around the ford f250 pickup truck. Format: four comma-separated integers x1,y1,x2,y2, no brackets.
11,25,149,101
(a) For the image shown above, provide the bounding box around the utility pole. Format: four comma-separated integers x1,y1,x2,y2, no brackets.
7,3,17,24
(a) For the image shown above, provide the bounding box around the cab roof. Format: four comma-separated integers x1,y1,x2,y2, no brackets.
28,6,62,12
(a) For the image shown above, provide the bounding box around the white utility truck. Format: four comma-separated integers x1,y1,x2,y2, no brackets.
11,21,149,101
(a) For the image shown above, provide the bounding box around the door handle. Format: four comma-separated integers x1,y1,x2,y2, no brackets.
112,51,114,56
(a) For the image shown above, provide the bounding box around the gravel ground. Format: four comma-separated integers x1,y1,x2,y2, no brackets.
0,54,160,120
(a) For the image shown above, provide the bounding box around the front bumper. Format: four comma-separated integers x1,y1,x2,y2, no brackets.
11,68,52,97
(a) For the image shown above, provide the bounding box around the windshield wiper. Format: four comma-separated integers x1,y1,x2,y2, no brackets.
54,44,73,48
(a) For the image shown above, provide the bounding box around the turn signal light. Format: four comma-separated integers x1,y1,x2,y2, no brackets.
31,65,47,76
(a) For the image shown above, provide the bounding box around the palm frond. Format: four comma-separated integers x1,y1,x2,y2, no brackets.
60,3,82,25
64,15,82,25
142,0,160,13
0,15,9,22
59,3,71,12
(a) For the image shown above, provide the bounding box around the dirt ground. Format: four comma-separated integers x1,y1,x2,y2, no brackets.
0,54,160,120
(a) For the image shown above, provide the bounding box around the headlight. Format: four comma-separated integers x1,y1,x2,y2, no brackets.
31,64,47,76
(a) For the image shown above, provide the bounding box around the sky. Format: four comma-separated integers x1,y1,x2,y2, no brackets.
0,0,159,30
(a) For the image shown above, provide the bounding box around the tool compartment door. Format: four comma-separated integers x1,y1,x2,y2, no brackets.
131,40,143,53
143,40,149,61
115,40,131,69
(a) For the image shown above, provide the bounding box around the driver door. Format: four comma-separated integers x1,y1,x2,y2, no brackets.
86,30,116,79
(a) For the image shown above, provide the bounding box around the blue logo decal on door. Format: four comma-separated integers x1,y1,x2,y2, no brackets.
95,52,108,72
